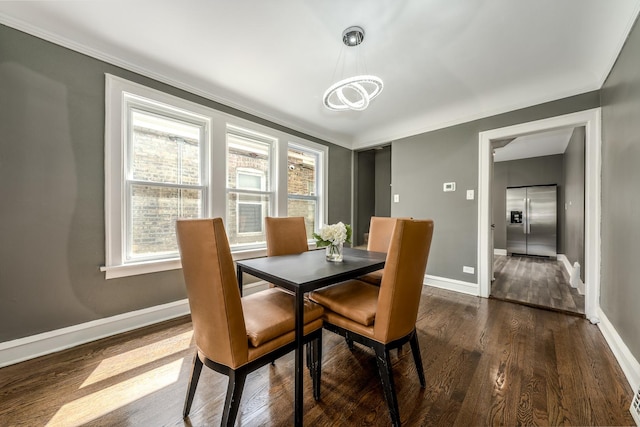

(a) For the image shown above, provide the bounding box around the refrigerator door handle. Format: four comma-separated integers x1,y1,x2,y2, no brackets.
526,198,531,234
523,198,527,234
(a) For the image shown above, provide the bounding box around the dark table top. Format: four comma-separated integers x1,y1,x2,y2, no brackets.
236,247,386,294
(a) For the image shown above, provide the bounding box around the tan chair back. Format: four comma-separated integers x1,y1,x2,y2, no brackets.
176,218,249,369
367,216,409,253
374,219,434,343
265,216,309,256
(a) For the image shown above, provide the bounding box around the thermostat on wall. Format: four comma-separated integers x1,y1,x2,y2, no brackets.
443,182,456,192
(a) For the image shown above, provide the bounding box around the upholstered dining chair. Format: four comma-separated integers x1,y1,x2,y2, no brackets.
265,216,309,256
310,219,434,427
176,218,324,426
358,216,406,286
264,216,315,368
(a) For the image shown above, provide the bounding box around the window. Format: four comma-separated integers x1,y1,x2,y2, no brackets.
226,127,274,248
287,144,323,240
127,109,206,261
236,169,266,234
104,75,211,279
103,75,328,279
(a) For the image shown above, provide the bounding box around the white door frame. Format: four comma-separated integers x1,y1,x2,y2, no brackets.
477,108,601,323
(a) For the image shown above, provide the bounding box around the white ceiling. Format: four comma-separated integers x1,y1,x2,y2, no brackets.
493,128,576,162
1,1,639,150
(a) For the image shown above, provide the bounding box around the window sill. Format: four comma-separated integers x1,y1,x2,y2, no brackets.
231,247,268,261
100,258,183,279
100,246,292,279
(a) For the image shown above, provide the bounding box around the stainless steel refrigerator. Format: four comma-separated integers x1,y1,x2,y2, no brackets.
506,185,557,258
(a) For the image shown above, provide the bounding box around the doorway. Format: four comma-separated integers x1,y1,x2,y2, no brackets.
490,130,585,315
477,109,601,323
354,146,391,247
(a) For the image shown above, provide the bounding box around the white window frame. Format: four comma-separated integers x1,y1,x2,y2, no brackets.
125,107,207,263
102,75,212,279
225,125,275,249
102,74,329,278
287,142,328,241
236,168,266,236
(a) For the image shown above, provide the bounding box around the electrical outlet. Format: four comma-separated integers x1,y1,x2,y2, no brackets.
463,266,475,274
393,194,400,203
466,190,474,200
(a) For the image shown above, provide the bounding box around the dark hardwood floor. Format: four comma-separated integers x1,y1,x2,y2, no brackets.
0,287,633,426
492,255,585,315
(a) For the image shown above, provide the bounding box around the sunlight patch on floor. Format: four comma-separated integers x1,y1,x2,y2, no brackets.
80,330,192,388
46,358,183,427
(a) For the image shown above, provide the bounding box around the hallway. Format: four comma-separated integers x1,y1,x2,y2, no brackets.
491,255,585,315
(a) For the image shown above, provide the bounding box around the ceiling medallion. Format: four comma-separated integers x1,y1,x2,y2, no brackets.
323,26,383,112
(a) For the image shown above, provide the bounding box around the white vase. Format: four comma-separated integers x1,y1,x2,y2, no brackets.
325,242,344,262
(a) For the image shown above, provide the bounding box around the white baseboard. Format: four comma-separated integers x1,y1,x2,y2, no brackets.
0,280,273,369
424,274,479,296
597,307,640,394
243,280,270,295
0,299,191,369
558,254,585,294
558,254,572,278
494,248,507,256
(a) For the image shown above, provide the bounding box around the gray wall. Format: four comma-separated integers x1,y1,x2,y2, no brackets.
0,24,352,342
327,144,354,225
391,91,599,282
562,127,585,281
492,155,564,252
374,146,392,217
600,14,640,363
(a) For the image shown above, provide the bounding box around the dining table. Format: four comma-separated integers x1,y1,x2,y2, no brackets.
235,247,386,426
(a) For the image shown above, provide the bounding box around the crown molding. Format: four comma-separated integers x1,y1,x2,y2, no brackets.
0,13,353,150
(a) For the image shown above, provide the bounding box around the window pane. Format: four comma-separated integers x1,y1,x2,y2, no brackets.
131,110,201,185
238,204,262,233
227,133,270,190
227,192,270,246
287,147,317,196
129,184,202,259
287,198,316,240
237,172,262,190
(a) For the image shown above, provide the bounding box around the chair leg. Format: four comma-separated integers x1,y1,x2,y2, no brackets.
306,341,312,376
345,335,354,350
409,331,426,388
312,335,322,401
374,344,401,427
221,368,247,427
183,353,204,418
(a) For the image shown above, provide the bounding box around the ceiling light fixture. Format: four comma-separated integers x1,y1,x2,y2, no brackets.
323,26,383,112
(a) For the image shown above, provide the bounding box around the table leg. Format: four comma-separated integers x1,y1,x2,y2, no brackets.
236,265,243,297
294,289,304,426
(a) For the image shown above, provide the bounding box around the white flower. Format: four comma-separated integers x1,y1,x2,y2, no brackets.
313,222,351,247
319,222,347,244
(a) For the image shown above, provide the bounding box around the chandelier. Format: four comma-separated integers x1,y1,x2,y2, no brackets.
323,26,384,112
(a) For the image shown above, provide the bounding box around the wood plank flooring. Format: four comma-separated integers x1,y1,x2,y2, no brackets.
492,255,585,315
0,287,632,426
